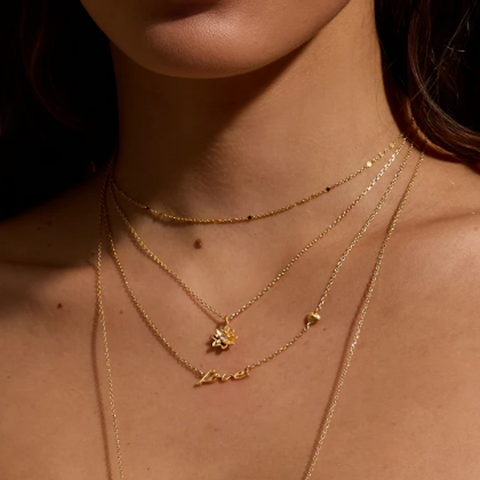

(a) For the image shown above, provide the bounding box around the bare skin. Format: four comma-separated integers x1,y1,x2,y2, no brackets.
1,0,480,479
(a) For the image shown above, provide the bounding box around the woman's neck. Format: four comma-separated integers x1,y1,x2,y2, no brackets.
111,0,406,220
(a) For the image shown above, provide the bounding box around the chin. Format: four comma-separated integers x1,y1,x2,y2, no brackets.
83,0,351,80
113,11,307,79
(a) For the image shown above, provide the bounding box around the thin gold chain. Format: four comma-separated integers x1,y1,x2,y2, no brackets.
111,133,405,224
96,175,126,480
304,148,424,479
100,142,414,384
96,147,424,480
108,137,407,327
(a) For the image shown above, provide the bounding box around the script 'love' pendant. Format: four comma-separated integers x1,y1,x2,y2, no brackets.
195,367,250,387
211,317,238,350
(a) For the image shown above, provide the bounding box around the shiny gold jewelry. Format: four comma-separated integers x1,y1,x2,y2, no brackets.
109,138,406,349
210,316,237,349
107,138,406,350
111,133,405,224
96,146,424,480
99,142,414,389
305,311,321,326
304,148,424,479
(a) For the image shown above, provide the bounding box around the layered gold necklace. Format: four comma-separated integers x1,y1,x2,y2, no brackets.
111,133,405,224
107,135,407,351
95,135,424,479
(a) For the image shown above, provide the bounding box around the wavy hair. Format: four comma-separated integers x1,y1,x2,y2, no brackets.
0,0,479,218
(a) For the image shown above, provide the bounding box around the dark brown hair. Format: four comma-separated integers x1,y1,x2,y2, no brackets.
0,0,479,219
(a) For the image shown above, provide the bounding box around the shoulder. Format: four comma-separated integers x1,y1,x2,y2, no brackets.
0,169,106,267
361,153,480,452
393,153,480,273
0,170,105,324
382,151,480,295
0,177,102,451
371,152,480,361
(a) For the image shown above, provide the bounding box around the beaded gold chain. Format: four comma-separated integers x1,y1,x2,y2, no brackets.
96,146,424,480
107,138,407,350
99,141,414,387
110,133,405,224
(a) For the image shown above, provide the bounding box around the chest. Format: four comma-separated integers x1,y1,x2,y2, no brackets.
2,238,480,480
2,285,480,480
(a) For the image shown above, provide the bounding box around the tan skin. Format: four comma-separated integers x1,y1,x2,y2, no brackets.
1,0,480,478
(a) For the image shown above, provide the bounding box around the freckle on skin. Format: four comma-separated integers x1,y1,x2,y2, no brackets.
57,303,63,309
194,238,202,249
120,310,123,315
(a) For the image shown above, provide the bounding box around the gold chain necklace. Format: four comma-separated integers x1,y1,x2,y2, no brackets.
100,141,414,387
110,133,405,224
96,146,424,480
107,137,407,350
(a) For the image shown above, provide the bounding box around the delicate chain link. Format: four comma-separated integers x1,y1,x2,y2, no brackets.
96,175,126,479
304,149,424,479
101,141,413,381
111,133,405,224
96,144,424,480
243,143,415,372
102,208,205,375
108,137,407,325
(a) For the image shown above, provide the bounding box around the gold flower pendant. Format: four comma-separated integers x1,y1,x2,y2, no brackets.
211,317,238,350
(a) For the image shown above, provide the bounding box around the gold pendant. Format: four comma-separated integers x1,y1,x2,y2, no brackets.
195,367,250,387
211,317,238,350
305,311,321,327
